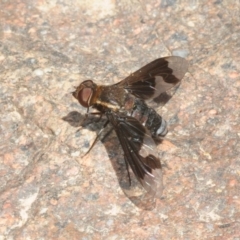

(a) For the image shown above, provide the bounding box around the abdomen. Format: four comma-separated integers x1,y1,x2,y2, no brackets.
128,99,168,139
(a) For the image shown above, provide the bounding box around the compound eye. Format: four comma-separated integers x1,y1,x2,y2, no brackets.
77,87,93,108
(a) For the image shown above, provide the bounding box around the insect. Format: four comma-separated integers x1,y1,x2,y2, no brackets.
72,56,188,199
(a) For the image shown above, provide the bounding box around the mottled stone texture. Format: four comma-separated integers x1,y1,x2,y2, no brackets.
0,0,239,239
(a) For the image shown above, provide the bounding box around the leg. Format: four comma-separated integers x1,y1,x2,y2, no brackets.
83,111,103,123
101,127,114,143
83,119,110,156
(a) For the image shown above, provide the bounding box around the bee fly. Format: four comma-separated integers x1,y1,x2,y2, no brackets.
72,56,188,199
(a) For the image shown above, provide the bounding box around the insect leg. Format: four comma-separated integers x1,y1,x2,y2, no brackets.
83,119,109,156
84,111,102,123
101,127,114,143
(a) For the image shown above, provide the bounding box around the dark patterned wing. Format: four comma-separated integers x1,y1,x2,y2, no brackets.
116,56,188,100
106,111,163,199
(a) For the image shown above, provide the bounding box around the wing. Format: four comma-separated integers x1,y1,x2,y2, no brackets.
116,56,188,100
106,111,163,199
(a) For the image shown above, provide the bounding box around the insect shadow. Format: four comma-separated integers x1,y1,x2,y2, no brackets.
62,111,157,209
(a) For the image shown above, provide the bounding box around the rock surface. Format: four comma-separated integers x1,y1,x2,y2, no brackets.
0,0,239,239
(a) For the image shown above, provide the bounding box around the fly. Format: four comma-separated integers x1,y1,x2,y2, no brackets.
72,56,188,198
